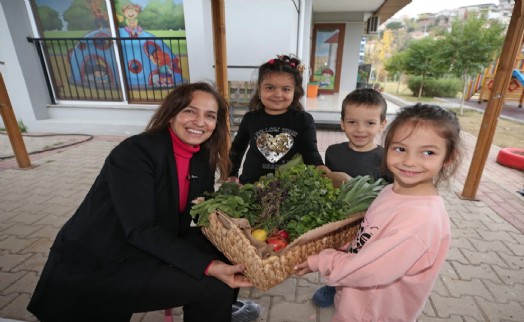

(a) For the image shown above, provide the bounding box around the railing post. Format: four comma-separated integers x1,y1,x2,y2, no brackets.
0,71,32,169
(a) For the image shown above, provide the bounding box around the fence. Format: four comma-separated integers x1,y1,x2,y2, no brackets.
27,36,188,104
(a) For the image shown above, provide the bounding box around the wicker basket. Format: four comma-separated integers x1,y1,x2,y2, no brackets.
202,211,364,291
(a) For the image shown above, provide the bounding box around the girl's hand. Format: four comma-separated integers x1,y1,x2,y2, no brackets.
316,165,331,174
206,260,253,288
294,260,312,276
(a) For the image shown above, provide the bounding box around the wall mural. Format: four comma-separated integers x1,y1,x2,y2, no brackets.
31,0,187,102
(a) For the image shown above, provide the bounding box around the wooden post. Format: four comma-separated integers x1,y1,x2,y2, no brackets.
211,0,229,102
0,72,32,169
460,0,524,200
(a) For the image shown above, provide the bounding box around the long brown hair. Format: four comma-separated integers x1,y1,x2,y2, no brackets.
383,103,463,187
145,82,231,180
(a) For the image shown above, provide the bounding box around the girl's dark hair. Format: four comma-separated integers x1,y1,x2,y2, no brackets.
383,103,463,187
341,88,388,121
249,54,305,112
145,82,231,180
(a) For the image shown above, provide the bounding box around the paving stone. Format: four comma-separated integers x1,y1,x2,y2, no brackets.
418,314,464,322
450,262,501,283
472,228,519,243
442,278,493,300
497,251,524,269
446,247,469,264
0,292,17,310
252,278,296,301
483,280,524,303
430,293,484,320
475,297,524,321
268,299,317,322
451,236,478,252
492,265,524,285
0,253,32,272
469,238,513,254
1,293,38,322
461,249,508,267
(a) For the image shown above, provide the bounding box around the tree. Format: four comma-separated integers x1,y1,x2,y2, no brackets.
386,21,403,30
385,51,408,93
401,37,447,98
439,14,505,113
140,0,185,30
63,0,95,31
38,5,63,31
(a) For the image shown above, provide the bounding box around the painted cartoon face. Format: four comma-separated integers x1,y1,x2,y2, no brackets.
386,124,448,196
340,104,386,152
123,7,139,19
259,72,295,115
169,91,218,146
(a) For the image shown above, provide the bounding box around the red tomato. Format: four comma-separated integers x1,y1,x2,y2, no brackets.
276,229,290,241
266,236,288,252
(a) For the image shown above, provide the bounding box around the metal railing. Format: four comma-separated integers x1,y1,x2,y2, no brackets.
28,36,188,104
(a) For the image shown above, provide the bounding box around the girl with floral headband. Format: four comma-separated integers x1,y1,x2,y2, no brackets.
228,54,329,184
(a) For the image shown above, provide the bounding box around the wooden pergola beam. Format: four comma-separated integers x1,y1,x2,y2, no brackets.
0,72,31,169
460,0,524,200
211,0,229,102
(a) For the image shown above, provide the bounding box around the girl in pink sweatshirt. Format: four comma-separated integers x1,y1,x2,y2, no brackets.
295,104,463,322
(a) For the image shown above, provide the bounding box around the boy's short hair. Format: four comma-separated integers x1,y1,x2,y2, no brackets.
341,88,387,121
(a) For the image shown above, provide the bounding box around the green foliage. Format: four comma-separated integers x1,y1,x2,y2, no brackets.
63,0,95,31
440,14,505,78
386,21,403,30
139,0,185,30
37,5,63,31
190,156,384,241
407,77,462,98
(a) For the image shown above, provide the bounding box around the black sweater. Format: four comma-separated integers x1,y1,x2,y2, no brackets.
230,109,324,184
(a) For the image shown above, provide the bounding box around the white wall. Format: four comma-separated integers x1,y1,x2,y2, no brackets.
225,0,300,81
0,0,49,129
339,22,365,94
183,0,216,84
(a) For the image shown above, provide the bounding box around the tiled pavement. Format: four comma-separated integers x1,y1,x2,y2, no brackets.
0,102,523,321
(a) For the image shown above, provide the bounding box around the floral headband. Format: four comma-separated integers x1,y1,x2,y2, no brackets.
267,54,305,73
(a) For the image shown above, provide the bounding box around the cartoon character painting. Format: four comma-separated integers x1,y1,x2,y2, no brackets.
122,3,143,37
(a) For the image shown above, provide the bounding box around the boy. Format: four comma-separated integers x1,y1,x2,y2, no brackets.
313,87,391,307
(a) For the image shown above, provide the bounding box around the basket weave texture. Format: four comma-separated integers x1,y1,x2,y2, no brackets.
202,211,364,291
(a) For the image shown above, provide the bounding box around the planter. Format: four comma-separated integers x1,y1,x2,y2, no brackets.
307,82,319,98
496,148,524,171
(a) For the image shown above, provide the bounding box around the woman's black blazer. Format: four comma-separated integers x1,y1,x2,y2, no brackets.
28,129,217,318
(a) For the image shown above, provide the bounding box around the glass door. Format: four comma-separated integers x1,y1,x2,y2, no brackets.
310,24,345,94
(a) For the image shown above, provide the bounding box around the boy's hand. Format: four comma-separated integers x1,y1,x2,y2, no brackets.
294,260,312,276
316,165,331,174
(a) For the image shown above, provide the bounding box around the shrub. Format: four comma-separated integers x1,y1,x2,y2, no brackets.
408,77,462,98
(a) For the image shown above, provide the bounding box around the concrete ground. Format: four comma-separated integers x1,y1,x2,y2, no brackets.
0,98,523,321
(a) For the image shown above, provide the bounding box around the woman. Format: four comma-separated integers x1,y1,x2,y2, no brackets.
27,83,254,322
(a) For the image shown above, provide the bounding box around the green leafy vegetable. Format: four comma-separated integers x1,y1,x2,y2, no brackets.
190,155,385,241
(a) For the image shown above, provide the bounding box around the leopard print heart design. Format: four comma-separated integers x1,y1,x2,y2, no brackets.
256,132,294,163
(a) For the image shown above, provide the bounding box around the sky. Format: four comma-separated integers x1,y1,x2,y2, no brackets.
393,0,499,18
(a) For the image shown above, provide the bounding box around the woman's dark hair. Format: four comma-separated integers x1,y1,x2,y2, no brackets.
341,88,387,121
383,103,463,187
249,54,305,112
145,82,231,180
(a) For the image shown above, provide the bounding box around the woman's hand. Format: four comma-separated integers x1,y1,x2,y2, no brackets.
294,260,312,277
226,176,240,184
206,260,253,288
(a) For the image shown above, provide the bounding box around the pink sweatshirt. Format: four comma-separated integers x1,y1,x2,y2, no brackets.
308,184,451,322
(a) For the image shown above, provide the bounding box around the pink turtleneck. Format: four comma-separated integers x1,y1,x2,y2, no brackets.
169,128,200,212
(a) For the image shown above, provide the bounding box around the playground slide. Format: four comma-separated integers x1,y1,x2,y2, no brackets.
512,69,524,85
